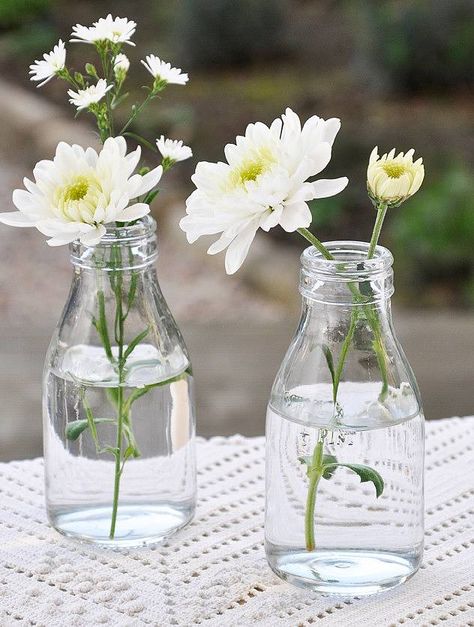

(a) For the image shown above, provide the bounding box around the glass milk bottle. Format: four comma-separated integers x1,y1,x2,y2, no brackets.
265,241,424,595
43,217,196,547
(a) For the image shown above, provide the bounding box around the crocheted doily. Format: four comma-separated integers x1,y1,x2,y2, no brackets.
0,417,473,626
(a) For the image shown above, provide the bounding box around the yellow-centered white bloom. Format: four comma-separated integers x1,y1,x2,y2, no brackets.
180,108,348,274
141,55,188,85
0,137,162,247
68,79,113,111
29,40,66,87
156,136,192,163
367,147,424,207
71,15,136,46
114,53,130,78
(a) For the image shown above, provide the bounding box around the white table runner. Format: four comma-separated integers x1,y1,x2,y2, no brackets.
0,417,473,626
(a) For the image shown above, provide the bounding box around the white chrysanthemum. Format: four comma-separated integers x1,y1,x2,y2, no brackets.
68,79,113,111
180,108,348,274
114,53,130,76
29,40,66,87
367,147,424,207
0,137,162,247
141,55,188,85
71,15,136,46
156,136,192,163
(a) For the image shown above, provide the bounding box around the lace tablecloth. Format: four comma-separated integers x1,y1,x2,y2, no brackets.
0,417,473,627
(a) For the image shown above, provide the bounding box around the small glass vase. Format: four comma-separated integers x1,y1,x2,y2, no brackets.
43,217,196,547
265,241,424,595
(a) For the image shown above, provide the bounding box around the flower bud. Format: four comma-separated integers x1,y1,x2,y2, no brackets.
367,147,424,208
113,53,130,81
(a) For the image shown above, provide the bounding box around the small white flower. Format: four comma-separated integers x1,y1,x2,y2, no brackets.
156,136,192,163
29,40,66,87
141,55,188,86
71,15,136,46
0,137,163,247
180,108,348,274
367,147,424,207
68,79,113,111
114,53,130,77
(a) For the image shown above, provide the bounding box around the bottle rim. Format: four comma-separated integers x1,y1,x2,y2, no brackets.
69,216,158,270
301,241,393,280
96,215,156,244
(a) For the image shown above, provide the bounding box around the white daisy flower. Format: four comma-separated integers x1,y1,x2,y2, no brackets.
29,40,66,87
68,79,113,111
180,108,348,274
156,136,192,163
114,53,130,77
71,15,136,46
367,147,425,207
0,136,163,247
141,55,188,86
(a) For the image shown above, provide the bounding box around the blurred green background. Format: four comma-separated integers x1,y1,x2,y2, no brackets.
0,0,473,307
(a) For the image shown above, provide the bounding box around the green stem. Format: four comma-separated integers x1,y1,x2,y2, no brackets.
297,228,333,260
332,310,359,403
109,244,125,539
368,203,388,259
119,91,154,135
304,433,325,551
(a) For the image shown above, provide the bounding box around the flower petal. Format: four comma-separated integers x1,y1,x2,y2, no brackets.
224,220,259,274
118,203,151,222
0,211,36,227
310,177,349,199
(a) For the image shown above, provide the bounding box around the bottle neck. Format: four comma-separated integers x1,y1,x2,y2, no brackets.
69,216,158,273
299,240,394,307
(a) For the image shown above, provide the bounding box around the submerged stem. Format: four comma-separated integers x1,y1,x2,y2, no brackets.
304,433,325,551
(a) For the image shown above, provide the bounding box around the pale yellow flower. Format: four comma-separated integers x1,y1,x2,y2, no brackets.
367,147,424,207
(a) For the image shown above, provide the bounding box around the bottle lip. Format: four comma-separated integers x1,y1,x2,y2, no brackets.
95,215,156,245
301,240,393,279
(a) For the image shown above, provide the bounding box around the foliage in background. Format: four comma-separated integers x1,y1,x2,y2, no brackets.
0,0,51,28
391,164,474,305
355,0,474,91
176,0,288,68
0,0,55,58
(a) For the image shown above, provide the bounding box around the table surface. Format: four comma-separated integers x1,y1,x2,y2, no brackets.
0,417,473,627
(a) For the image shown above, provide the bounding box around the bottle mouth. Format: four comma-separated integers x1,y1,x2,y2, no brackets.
70,216,158,270
97,215,157,244
301,241,393,281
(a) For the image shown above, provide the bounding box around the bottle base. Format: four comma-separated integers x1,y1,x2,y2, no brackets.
267,548,420,596
49,502,195,548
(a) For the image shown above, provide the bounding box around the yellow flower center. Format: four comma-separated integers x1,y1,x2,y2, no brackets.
53,173,103,223
63,177,89,202
382,163,406,179
237,160,265,183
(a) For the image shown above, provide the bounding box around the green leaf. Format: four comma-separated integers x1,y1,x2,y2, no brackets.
123,328,149,361
298,455,312,466
96,290,113,362
126,272,138,313
106,387,120,408
65,417,115,441
333,463,384,497
65,419,89,441
322,344,335,386
321,454,338,479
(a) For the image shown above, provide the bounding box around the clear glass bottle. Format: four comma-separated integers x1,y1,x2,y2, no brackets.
265,241,424,595
43,216,196,547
